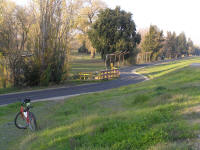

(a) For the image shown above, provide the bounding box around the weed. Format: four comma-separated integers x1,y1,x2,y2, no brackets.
132,94,150,105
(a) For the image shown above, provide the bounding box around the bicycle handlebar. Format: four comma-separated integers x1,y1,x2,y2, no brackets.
21,98,32,108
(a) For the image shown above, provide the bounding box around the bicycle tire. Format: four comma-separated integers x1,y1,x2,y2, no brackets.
14,112,28,129
29,112,38,131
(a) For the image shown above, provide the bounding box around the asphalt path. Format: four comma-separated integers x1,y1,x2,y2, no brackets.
0,64,153,105
0,58,190,106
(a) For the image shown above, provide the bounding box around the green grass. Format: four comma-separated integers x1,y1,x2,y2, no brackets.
70,52,105,75
0,80,103,95
136,57,200,79
1,57,200,149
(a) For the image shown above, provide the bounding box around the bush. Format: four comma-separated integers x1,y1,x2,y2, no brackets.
23,62,41,86
40,65,51,86
78,41,89,54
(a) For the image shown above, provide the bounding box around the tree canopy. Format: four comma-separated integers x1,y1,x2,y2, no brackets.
75,0,106,57
161,32,177,58
88,6,141,60
141,25,164,60
176,32,188,56
0,0,80,87
140,26,197,60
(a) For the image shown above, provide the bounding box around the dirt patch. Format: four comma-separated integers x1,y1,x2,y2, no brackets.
182,105,200,125
184,105,200,114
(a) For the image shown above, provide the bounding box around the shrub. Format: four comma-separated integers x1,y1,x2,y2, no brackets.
23,62,41,86
78,41,89,54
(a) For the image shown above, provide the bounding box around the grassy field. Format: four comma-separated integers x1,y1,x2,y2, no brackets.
70,51,105,75
1,57,200,149
136,57,200,79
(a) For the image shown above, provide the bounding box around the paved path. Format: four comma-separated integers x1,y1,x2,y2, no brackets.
0,64,152,105
0,57,190,106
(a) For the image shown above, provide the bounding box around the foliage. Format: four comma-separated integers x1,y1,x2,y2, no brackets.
49,51,67,84
88,7,141,60
0,2,31,87
0,0,108,88
187,38,194,55
141,25,164,60
193,46,200,55
161,32,177,59
75,0,106,58
176,32,188,57
78,41,89,54
0,52,8,88
40,65,51,86
23,61,41,86
0,0,81,87
162,32,190,58
141,27,197,60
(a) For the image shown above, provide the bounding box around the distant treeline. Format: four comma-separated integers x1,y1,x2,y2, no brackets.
139,25,200,61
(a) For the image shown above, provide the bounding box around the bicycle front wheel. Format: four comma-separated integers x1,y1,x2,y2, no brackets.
14,112,28,129
29,112,38,131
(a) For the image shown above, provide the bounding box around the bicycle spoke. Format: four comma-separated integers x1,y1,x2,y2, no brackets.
15,112,28,129
29,113,37,131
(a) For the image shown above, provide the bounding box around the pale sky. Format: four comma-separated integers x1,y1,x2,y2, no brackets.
15,0,200,45
106,0,200,46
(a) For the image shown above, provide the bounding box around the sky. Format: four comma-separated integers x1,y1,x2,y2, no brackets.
105,0,200,45
15,0,200,45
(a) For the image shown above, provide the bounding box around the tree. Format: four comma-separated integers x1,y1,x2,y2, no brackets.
88,6,140,62
187,38,194,55
32,0,77,85
176,32,188,57
0,0,79,87
141,25,164,60
138,28,148,52
76,0,106,58
194,46,200,55
0,1,33,87
0,52,8,88
78,41,89,53
161,31,177,59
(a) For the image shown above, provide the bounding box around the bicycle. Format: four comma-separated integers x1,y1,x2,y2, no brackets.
14,98,38,131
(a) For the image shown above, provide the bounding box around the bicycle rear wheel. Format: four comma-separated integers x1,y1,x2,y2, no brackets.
29,112,38,131
14,112,28,129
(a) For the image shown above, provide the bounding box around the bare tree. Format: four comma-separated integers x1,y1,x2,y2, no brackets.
0,0,95,87
0,1,34,86
76,0,106,58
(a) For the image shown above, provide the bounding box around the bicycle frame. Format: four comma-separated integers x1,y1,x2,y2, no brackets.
20,106,30,124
